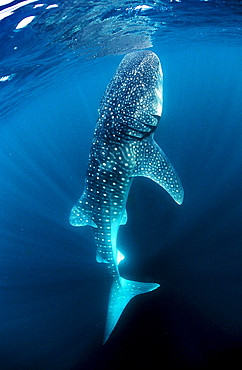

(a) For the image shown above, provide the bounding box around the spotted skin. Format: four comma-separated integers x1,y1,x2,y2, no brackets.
69,51,184,341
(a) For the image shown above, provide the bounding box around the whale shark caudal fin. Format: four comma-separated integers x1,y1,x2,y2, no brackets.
104,277,160,343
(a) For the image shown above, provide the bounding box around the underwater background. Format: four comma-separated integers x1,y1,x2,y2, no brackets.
1,0,242,369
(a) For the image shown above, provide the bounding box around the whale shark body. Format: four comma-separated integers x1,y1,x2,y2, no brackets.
69,50,184,342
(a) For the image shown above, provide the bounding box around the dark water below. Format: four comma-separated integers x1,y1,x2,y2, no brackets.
1,1,242,369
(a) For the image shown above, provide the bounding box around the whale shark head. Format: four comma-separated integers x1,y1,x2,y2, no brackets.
99,50,163,139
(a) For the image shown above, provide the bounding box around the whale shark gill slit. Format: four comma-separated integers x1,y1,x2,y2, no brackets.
69,50,184,342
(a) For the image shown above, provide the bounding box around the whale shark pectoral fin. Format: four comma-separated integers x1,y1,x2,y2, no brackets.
132,137,184,205
69,203,98,228
104,277,160,343
120,210,128,225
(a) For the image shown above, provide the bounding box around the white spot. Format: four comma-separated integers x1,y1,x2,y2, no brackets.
0,74,15,82
46,4,58,9
15,15,35,29
33,3,44,8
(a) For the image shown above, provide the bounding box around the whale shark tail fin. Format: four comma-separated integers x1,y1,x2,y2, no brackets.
104,277,160,343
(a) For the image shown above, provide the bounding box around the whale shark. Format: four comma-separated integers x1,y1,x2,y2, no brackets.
69,50,184,342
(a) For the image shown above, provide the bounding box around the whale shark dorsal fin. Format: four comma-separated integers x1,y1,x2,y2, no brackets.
96,251,109,263
69,203,98,228
97,249,125,265
117,249,125,265
132,136,184,205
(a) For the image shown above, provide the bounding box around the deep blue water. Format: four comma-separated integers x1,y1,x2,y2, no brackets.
1,1,242,369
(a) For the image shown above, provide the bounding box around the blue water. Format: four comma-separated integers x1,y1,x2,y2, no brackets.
1,0,242,369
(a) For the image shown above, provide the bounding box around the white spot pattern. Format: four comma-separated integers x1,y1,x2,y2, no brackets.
69,50,183,285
